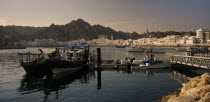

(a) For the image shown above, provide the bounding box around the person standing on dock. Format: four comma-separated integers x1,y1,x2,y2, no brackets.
61,50,67,60
92,51,96,64
72,50,77,60
151,53,155,64
185,51,190,56
146,54,149,60
89,53,93,61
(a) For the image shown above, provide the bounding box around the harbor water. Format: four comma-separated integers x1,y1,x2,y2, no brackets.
0,47,201,102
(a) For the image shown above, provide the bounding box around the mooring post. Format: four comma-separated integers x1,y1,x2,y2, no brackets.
97,48,102,67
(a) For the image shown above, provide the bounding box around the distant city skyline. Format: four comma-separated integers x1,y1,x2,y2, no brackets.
1,0,210,33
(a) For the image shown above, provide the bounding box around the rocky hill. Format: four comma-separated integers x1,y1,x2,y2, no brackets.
0,26,21,46
0,18,196,46
32,19,141,41
0,19,141,46
6,26,46,36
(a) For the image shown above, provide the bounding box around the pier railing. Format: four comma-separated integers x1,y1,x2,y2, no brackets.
171,55,210,69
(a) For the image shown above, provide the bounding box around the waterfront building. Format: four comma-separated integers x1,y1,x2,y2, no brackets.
134,38,158,45
154,39,164,45
96,38,111,45
162,35,182,44
14,40,33,47
133,40,140,45
137,38,147,44
34,39,55,47
123,39,133,45
180,36,199,44
196,28,210,43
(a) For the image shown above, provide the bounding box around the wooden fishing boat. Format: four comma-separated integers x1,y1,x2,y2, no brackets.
18,43,89,78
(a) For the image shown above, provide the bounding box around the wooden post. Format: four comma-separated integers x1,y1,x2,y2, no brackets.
29,52,30,62
97,48,102,66
26,54,28,63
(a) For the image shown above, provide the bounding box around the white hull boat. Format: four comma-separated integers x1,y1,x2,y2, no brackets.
136,63,172,69
128,46,145,52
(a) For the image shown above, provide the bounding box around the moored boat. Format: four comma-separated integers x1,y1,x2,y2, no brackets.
115,45,126,48
18,43,90,78
128,45,145,52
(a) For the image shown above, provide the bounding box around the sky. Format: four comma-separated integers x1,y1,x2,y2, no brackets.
0,0,210,33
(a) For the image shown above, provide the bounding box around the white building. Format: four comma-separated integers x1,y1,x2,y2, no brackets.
96,38,111,45
196,28,210,43
180,36,199,44
34,39,55,46
161,35,182,44
14,40,33,46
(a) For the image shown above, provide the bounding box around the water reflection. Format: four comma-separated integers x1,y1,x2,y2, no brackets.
146,70,154,80
18,70,100,102
170,68,202,83
1,47,207,102
97,69,102,90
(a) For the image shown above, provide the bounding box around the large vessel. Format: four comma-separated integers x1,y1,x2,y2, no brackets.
18,43,89,78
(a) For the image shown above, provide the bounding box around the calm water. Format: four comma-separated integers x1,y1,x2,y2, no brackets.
0,47,192,102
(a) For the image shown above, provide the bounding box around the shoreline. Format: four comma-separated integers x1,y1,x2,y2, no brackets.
0,46,26,49
91,44,210,47
2,44,210,49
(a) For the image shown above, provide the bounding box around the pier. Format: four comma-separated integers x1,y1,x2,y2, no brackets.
171,55,210,69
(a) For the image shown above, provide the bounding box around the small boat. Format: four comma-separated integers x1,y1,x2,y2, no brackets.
18,43,89,79
131,60,172,69
128,45,145,52
115,45,126,48
137,63,172,69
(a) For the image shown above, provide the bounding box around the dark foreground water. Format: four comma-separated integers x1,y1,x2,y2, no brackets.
0,47,199,102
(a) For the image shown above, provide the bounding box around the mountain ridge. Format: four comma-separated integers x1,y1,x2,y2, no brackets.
31,19,141,41
0,18,141,46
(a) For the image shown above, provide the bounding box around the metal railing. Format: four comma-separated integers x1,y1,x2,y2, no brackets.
171,55,210,69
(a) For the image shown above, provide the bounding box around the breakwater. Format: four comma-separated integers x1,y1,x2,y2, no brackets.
162,73,210,102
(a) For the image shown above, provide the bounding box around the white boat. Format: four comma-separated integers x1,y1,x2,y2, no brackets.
136,63,172,69
128,46,145,52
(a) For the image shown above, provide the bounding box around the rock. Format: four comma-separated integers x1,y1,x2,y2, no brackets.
180,85,210,99
199,92,210,102
162,73,210,102
168,96,195,102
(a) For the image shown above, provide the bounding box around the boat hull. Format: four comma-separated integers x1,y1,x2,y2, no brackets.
52,67,82,79
21,61,51,78
20,59,88,78
138,64,172,69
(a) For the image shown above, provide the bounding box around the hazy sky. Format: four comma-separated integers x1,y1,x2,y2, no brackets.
0,0,210,33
